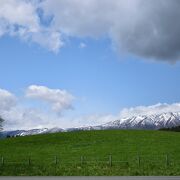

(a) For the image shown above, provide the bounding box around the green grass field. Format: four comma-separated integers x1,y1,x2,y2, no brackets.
0,130,180,176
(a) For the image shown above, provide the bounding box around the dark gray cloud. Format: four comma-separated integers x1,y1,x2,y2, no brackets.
114,0,180,61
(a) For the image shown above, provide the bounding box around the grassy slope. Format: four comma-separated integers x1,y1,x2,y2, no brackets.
0,130,180,175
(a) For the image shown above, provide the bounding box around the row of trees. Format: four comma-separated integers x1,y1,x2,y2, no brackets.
159,126,180,132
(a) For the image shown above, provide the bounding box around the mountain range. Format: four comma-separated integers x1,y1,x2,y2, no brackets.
2,112,180,137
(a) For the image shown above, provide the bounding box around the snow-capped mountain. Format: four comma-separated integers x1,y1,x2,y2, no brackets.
1,128,64,138
2,112,180,137
93,112,180,130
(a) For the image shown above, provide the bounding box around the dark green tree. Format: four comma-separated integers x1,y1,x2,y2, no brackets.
0,116,4,132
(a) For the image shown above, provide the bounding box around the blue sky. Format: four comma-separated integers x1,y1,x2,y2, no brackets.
1,0,180,130
1,36,180,121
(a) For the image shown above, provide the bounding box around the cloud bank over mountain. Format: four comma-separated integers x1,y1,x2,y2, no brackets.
1,0,180,61
119,103,180,118
1,86,180,130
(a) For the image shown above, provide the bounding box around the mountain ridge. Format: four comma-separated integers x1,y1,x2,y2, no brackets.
2,111,180,137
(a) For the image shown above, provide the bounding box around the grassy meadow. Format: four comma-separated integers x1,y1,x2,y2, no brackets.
0,129,180,176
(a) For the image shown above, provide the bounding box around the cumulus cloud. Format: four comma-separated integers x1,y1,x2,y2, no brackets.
26,85,75,113
1,0,180,61
0,88,17,113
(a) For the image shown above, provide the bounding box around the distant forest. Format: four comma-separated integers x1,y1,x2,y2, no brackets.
159,126,180,132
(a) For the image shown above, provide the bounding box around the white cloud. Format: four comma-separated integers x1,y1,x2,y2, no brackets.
31,30,63,53
0,0,39,32
73,114,117,127
0,88,17,113
3,106,61,130
0,0,62,52
26,85,75,113
119,103,180,118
